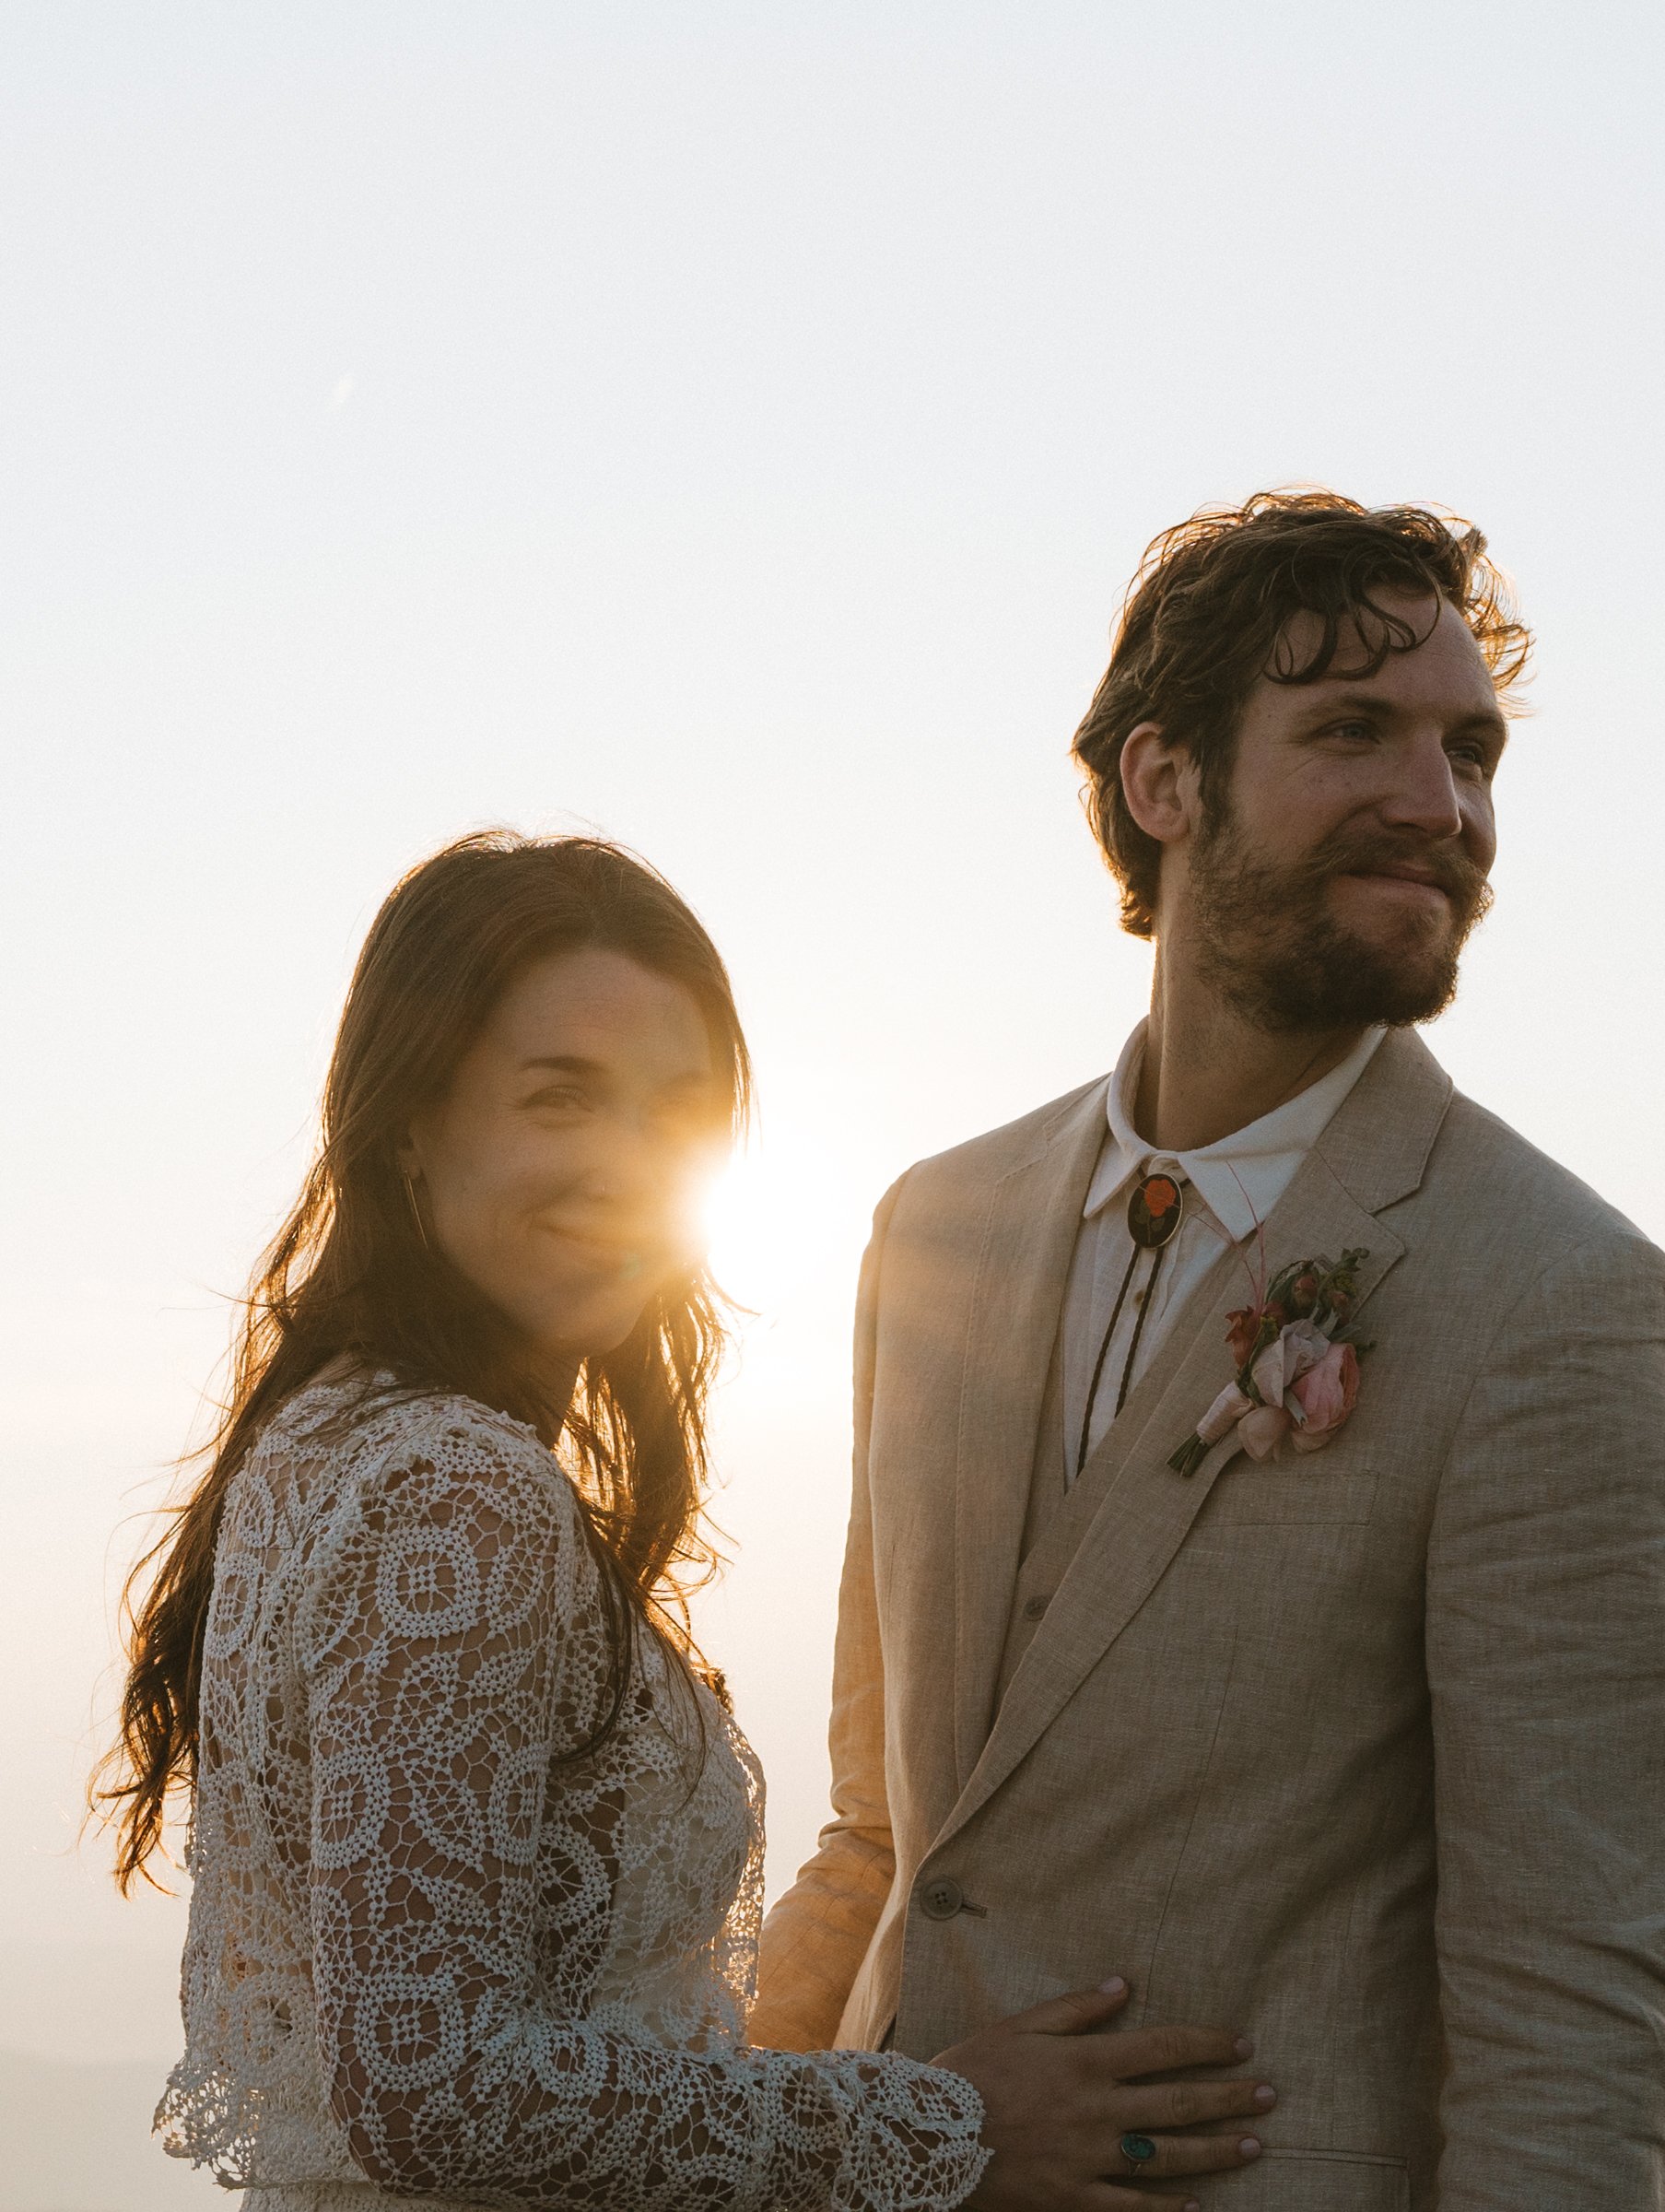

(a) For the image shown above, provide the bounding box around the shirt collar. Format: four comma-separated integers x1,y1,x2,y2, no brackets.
1084,1018,1387,1245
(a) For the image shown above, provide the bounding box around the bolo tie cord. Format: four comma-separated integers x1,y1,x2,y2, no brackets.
1073,1232,1169,1483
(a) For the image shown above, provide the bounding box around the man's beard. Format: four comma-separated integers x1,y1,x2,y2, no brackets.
1189,812,1494,1032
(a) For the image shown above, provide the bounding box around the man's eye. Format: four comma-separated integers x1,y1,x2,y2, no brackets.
1331,719,1376,742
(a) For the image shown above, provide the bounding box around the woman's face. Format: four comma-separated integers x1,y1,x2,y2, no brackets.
399,947,728,1365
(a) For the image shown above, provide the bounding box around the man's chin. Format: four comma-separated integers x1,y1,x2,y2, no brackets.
1191,834,1484,1031
1220,915,1464,1032
1314,932,1462,1030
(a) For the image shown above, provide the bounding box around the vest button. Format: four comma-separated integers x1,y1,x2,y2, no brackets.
920,1877,965,1921
1023,1594,1049,1621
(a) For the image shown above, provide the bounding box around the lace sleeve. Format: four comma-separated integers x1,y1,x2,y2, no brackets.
300,1406,989,2212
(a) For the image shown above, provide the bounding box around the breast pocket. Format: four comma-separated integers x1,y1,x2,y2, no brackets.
1200,1468,1379,1526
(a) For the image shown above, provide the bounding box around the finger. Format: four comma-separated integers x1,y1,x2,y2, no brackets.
1117,2076,1276,2130
1003,1977,1132,2037
1108,2021,1252,2077
1111,2128,1265,2180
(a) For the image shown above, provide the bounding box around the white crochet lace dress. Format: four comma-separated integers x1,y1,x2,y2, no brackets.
159,1372,989,2211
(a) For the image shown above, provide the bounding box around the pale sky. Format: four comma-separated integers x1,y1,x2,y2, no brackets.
3,0,1663,2122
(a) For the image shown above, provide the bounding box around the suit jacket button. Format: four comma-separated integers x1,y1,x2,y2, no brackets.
920,1877,965,1921
1023,1594,1049,1620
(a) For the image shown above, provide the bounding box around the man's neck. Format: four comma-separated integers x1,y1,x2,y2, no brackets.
1134,964,1367,1154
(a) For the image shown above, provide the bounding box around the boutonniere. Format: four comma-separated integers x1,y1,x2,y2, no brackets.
1167,1247,1370,1477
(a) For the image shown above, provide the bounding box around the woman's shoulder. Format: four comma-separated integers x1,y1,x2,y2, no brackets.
256,1365,587,1537
262,1360,535,1453
282,1372,599,1662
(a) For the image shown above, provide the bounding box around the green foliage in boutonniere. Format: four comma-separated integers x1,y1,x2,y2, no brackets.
1168,1247,1372,1477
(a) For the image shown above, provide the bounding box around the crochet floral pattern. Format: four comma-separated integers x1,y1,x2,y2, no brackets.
159,1371,988,2211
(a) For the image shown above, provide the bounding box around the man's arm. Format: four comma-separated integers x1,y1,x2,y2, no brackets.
1427,1224,1665,2205
749,1180,906,2053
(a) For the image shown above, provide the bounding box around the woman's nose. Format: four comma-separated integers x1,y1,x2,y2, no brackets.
578,1115,669,1206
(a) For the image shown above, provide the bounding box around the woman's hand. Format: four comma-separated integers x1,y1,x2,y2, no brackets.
935,1978,1273,2211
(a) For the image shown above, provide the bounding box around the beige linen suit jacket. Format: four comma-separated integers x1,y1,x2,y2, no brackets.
752,1031,1665,2209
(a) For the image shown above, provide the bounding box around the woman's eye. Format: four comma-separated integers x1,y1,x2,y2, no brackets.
526,1086,589,1112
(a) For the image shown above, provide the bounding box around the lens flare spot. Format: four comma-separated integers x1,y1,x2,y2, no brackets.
700,1128,867,1313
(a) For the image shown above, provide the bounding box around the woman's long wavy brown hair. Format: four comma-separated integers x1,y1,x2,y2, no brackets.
98,831,751,1891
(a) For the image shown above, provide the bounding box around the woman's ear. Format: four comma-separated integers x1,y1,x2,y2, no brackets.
1120,721,1200,846
394,1125,426,1182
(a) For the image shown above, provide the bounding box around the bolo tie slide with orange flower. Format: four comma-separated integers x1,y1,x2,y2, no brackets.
1074,1171,1185,1481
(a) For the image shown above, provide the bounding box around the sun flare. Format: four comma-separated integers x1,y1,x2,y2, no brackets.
699,1127,870,1313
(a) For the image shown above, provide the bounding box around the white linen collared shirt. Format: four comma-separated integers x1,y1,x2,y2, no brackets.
1059,1019,1386,1488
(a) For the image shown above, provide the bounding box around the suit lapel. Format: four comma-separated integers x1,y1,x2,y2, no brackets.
951,1081,1108,1789
937,1028,1452,1849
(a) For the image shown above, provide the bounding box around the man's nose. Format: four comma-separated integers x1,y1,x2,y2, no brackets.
1378,732,1463,841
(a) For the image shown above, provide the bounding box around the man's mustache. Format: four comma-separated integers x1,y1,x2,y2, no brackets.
1303,830,1492,919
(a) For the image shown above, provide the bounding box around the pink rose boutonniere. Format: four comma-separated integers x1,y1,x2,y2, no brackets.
1167,1247,1370,1477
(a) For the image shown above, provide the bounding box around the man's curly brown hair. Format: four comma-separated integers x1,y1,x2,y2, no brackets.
1072,489,1532,938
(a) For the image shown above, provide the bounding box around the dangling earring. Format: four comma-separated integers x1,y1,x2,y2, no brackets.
402,1170,433,1253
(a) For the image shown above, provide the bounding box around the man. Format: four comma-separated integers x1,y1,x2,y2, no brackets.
750,492,1665,2207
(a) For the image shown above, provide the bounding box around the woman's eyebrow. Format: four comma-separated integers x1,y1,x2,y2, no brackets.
519,1053,607,1075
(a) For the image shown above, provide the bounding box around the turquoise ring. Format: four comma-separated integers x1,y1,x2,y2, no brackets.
1120,2132,1158,2166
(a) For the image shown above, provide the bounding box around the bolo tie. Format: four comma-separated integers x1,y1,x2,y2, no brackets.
1074,1170,1187,1482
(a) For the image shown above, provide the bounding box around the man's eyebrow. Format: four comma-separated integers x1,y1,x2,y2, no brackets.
1303,688,1510,741
1452,706,1510,745
1294,688,1403,722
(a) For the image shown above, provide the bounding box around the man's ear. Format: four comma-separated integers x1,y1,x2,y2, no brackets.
1120,721,1200,845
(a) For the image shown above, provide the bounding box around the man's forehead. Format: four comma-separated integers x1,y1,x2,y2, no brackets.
1270,593,1498,706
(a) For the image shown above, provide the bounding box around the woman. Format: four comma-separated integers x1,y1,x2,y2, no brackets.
100,833,1273,2211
